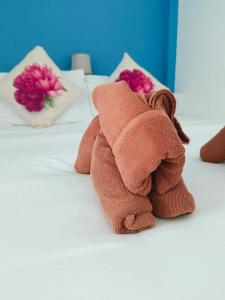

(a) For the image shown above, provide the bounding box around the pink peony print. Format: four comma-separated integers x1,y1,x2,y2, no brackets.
116,69,154,94
13,64,66,112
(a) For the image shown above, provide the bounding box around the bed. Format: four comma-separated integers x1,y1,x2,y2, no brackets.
0,75,225,300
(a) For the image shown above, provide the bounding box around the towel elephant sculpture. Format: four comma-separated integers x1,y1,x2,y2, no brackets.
75,82,195,233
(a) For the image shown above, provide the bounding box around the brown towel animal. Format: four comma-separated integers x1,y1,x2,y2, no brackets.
75,82,195,233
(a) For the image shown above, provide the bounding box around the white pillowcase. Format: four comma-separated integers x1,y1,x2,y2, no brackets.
0,72,26,126
107,52,168,91
0,69,92,127
57,70,92,124
0,46,83,127
85,75,109,116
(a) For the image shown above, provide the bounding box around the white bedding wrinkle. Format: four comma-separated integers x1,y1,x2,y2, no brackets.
85,74,109,116
0,118,225,300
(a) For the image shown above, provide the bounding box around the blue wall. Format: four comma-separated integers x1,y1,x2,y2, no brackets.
0,0,178,89
167,0,179,90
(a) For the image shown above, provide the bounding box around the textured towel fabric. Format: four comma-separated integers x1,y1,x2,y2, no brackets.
93,82,189,147
93,82,193,195
112,109,185,196
141,89,190,144
200,126,225,163
91,131,155,233
75,82,195,233
150,178,195,218
75,125,155,233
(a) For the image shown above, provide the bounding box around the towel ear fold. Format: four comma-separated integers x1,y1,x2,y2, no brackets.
146,89,190,144
173,117,190,144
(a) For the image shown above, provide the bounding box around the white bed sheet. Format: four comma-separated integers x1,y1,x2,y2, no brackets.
0,117,225,300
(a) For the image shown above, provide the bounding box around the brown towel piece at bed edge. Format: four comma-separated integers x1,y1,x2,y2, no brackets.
200,126,225,163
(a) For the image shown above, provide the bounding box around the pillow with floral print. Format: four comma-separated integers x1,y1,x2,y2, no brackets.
106,52,168,91
0,46,83,127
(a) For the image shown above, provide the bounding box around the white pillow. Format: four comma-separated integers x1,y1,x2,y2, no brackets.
0,72,26,126
0,73,6,79
0,70,93,126
107,52,168,91
57,70,92,123
85,75,109,116
0,46,83,127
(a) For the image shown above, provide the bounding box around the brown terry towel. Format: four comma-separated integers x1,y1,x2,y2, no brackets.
91,131,155,233
138,89,190,144
93,82,190,195
75,82,195,233
93,82,195,217
200,126,225,163
75,120,155,233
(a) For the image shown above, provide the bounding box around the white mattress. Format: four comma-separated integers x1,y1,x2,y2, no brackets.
0,117,225,300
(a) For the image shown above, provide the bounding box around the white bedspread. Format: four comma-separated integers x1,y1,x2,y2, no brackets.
0,118,225,300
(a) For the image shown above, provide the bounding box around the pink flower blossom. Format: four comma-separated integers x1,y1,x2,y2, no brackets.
116,69,154,94
13,64,65,112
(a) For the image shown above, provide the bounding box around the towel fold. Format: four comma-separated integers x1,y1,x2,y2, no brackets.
93,82,189,147
112,109,185,196
139,89,189,144
91,131,155,233
150,178,195,218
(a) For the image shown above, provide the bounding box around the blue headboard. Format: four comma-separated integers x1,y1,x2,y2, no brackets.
0,0,178,90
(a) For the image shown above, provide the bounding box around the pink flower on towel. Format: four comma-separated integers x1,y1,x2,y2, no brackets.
116,69,154,94
13,64,66,112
